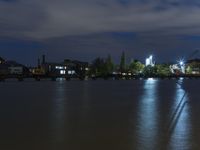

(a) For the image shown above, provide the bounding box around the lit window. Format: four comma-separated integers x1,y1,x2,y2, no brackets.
68,71,72,74
60,70,65,74
72,70,75,74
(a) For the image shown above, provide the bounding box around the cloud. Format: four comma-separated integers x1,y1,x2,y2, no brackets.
0,0,200,39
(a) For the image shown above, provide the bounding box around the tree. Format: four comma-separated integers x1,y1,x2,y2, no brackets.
129,60,145,74
104,54,114,74
120,51,126,72
155,64,171,76
143,64,171,76
143,65,156,76
90,57,105,76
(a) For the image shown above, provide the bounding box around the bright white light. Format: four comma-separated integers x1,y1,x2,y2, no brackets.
145,55,154,66
178,59,185,66
148,78,154,81
56,66,64,70
68,71,72,74
60,70,65,74
146,58,150,66
177,59,185,74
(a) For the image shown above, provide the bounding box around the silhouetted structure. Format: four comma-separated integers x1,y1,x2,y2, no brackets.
0,60,30,76
0,57,5,64
186,59,200,74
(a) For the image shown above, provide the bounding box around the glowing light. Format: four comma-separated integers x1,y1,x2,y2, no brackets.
60,70,65,74
146,58,150,66
178,59,185,66
148,78,154,81
68,71,72,74
177,59,185,74
179,61,184,66
145,55,155,66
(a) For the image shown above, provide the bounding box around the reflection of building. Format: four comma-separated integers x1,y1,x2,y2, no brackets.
186,59,200,74
145,55,155,67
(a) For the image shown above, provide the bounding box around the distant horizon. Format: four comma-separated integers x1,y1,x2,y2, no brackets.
1,51,200,67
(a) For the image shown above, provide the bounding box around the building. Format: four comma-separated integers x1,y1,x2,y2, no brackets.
186,59,200,74
9,66,23,75
38,55,75,76
0,57,7,75
145,55,155,67
36,55,89,77
0,60,29,75
0,64,9,75
0,57,5,64
42,62,70,76
64,59,89,76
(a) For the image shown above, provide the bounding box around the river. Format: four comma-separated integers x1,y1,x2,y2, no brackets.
0,79,199,150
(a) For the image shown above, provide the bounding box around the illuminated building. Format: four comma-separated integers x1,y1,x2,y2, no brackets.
186,59,200,74
145,55,155,67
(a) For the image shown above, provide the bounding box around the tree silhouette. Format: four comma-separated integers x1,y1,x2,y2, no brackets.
120,51,126,72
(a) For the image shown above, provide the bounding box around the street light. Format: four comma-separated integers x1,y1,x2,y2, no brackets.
179,61,184,66
178,59,185,74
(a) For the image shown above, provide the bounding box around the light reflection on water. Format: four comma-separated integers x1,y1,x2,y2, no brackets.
136,79,159,150
135,78,192,150
51,82,67,145
168,79,191,150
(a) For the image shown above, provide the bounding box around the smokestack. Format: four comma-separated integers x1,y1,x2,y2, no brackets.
42,55,46,64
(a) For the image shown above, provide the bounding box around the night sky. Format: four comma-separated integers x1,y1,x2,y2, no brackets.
1,0,200,66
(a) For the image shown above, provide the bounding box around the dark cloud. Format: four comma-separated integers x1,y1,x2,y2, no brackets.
0,0,200,65
0,0,17,2
0,0,200,39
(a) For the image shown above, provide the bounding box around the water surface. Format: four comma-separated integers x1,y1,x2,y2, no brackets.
0,79,199,150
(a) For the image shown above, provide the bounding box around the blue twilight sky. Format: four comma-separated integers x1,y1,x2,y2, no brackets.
1,0,200,66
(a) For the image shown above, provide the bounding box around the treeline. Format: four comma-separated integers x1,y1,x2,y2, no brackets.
88,52,172,77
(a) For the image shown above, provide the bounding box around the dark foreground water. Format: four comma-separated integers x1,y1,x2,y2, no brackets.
0,79,200,150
